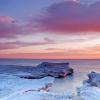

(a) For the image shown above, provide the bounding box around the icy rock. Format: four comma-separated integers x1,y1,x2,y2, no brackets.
19,62,73,79
0,62,73,79
77,86,100,100
83,72,100,88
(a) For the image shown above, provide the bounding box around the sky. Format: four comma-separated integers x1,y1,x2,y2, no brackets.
0,0,100,59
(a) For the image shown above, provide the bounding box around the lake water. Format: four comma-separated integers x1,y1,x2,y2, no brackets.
0,59,100,94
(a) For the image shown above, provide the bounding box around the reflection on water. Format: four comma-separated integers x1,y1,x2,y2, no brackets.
0,59,100,94
50,60,100,93
50,72,87,93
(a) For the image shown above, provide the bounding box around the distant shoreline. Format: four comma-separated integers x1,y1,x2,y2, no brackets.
0,58,100,60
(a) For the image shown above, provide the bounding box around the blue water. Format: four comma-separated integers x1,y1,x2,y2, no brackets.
0,59,100,67
0,59,100,93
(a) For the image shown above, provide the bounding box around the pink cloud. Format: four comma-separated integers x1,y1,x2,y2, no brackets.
0,38,55,50
0,16,55,50
0,16,13,23
0,16,24,38
35,1,100,34
0,49,100,59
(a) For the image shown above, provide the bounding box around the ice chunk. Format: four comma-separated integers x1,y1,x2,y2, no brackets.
77,86,100,100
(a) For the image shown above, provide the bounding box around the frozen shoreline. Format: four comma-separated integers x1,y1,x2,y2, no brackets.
0,72,100,100
0,73,55,100
0,73,75,100
0,61,100,100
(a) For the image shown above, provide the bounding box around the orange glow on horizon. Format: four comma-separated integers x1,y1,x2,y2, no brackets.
0,53,100,59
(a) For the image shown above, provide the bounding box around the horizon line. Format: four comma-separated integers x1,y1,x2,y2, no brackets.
0,58,100,60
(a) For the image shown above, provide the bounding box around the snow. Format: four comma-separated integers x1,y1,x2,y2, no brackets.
1,91,75,100
77,86,100,100
0,73,100,100
0,73,75,100
0,73,55,100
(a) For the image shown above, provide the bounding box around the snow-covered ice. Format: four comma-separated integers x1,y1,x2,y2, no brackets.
0,73,100,100
0,73,76,100
77,85,100,100
0,73,55,100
